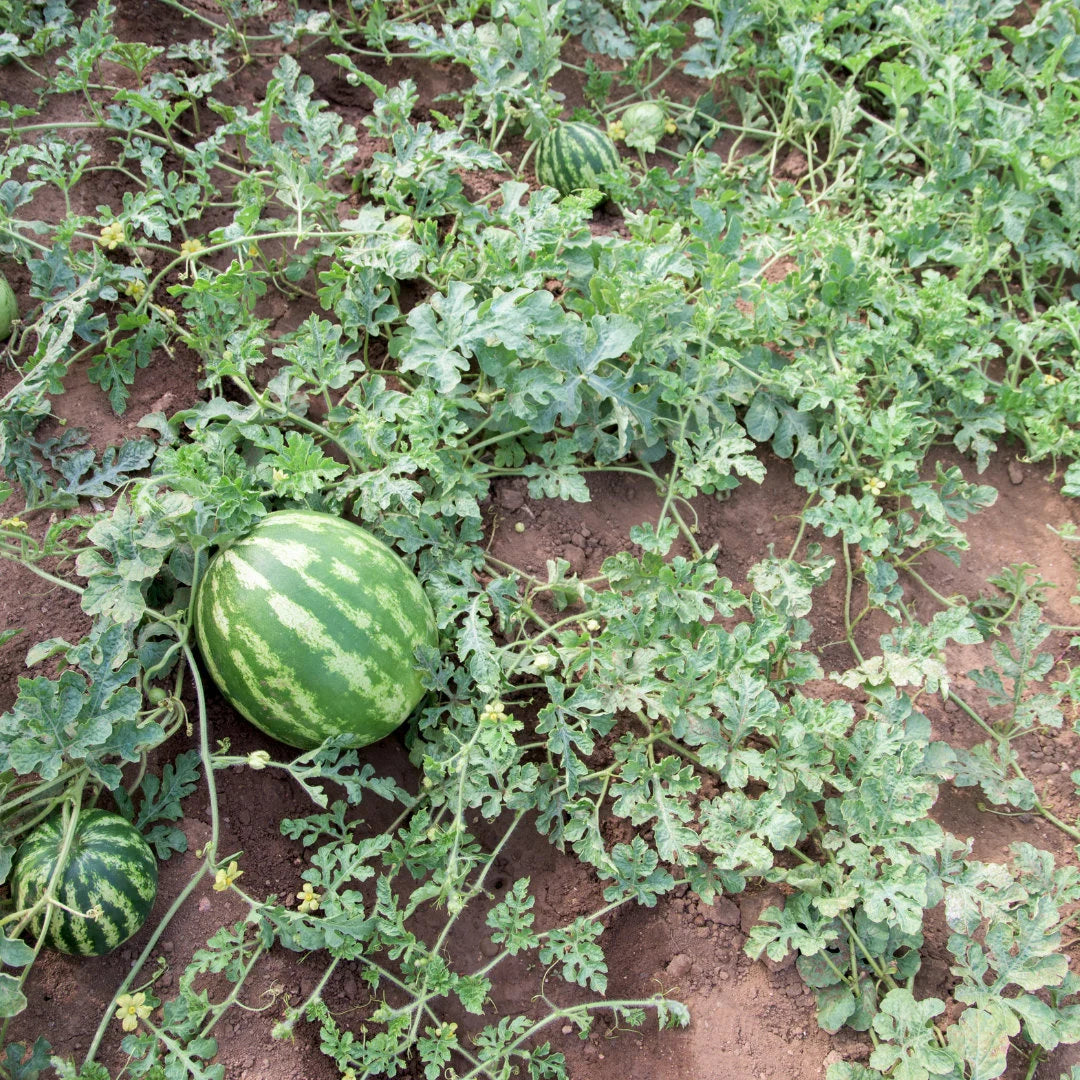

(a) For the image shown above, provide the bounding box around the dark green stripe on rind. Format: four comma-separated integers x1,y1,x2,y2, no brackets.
536,122,620,195
194,510,438,750
12,810,157,956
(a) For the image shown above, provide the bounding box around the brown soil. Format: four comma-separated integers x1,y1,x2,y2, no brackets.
2,4,1080,1080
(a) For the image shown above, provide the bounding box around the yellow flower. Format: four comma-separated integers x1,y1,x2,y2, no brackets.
213,860,242,891
114,992,152,1032
585,618,601,632
607,120,626,141
664,118,677,134
865,476,886,498
297,881,322,913
98,221,125,250
342,1071,357,1080
247,244,259,258
479,700,509,724
1043,373,1060,386
1,516,28,531
123,279,146,301
246,750,271,770
180,237,205,259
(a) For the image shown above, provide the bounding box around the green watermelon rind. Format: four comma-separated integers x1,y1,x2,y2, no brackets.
535,121,621,196
0,275,16,341
11,809,158,957
193,509,438,750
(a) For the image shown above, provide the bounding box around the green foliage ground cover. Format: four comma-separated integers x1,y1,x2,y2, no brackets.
1,0,1080,1077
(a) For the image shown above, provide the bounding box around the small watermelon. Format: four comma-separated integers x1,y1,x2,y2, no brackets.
11,809,158,956
193,509,438,750
534,121,620,196
621,101,668,151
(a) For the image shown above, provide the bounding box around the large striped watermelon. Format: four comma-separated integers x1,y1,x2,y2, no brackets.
534,121,620,196
11,809,157,956
194,509,438,750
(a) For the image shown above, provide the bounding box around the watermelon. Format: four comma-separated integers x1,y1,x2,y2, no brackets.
621,101,667,151
193,509,438,750
11,809,157,956
534,121,620,196
0,274,16,340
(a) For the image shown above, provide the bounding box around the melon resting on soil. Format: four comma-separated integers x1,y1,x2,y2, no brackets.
193,509,438,749
534,120,620,196
10,809,158,957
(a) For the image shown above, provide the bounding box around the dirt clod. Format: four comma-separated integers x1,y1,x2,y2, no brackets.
665,954,693,979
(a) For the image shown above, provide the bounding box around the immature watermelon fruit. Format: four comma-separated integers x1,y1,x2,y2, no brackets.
621,101,668,151
534,121,620,196
194,509,438,749
11,809,158,956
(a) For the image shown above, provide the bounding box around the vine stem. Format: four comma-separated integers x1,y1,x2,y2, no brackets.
1032,797,1080,843
82,642,221,1069
786,494,816,561
835,912,898,990
842,542,865,665
0,790,88,1049
637,458,704,559
902,565,958,608
81,861,211,1066
285,953,341,1029
947,690,1080,841
454,996,681,1080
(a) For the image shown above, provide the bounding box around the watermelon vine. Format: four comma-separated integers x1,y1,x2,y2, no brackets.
1,1,1080,1079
